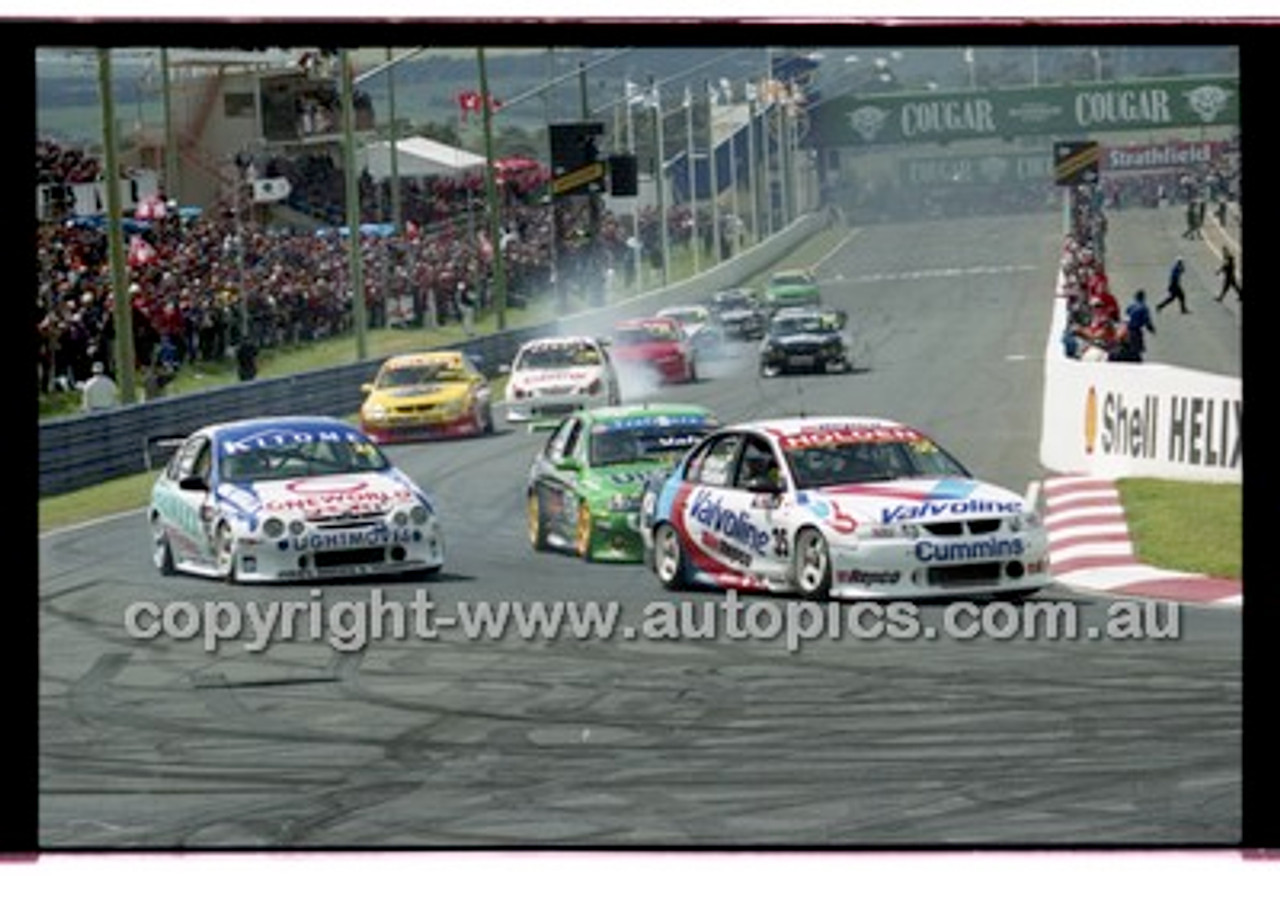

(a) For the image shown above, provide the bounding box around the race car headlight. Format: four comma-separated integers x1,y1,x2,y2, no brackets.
1009,511,1041,533
864,522,921,539
363,403,388,421
393,510,410,527
583,378,603,395
442,399,466,416
410,504,430,525
262,517,286,539
609,494,642,512
288,519,306,536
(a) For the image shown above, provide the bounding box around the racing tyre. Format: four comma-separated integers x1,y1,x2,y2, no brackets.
759,362,781,379
651,522,689,590
688,359,699,383
527,488,550,551
151,516,175,576
793,527,832,601
214,521,239,584
483,403,495,435
575,501,595,561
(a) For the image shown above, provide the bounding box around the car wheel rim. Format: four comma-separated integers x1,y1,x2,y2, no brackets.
215,524,234,575
797,531,828,592
527,494,540,545
655,526,680,583
576,504,591,556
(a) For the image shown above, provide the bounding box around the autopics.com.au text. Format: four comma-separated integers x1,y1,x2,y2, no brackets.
122,589,1182,655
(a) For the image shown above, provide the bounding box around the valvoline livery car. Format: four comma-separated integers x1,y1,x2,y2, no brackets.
148,416,444,583
639,416,1050,600
526,404,719,562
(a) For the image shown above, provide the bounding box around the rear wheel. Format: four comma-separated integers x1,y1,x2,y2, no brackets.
652,522,689,590
793,527,832,601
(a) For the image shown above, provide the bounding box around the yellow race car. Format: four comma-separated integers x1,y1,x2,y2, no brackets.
359,351,495,443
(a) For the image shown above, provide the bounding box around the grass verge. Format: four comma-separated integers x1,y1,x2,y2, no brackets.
1116,478,1241,580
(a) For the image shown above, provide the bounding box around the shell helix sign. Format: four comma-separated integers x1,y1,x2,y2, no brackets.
1072,379,1241,482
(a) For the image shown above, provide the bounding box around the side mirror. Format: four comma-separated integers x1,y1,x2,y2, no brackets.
497,363,512,375
555,457,581,472
360,382,374,394
178,474,209,492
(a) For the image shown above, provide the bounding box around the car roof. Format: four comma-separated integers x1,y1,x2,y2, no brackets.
380,351,466,368
579,403,716,424
770,269,812,279
199,416,363,442
729,416,915,439
519,335,601,349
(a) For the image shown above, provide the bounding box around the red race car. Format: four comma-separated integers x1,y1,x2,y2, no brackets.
610,316,697,384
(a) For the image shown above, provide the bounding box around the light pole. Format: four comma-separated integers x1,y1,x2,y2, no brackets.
97,48,136,404
650,77,670,286
340,48,368,360
706,79,721,263
478,46,508,331
684,84,700,273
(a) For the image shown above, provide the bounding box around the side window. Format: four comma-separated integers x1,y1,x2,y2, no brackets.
561,418,585,461
733,437,782,491
169,436,207,481
544,416,577,462
692,434,742,487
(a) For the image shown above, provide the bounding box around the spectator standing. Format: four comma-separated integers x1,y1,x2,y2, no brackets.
1156,257,1189,314
235,336,258,382
1120,289,1156,362
80,361,119,411
1215,248,1242,303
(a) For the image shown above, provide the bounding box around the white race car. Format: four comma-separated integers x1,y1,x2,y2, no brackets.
148,416,444,583
656,304,726,359
504,335,621,422
639,416,1050,600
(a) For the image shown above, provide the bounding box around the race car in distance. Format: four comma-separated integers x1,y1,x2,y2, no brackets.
639,416,1049,601
359,350,494,443
656,303,726,359
708,287,767,340
764,268,821,312
504,335,621,423
149,416,444,583
527,403,719,562
610,316,698,384
759,307,853,377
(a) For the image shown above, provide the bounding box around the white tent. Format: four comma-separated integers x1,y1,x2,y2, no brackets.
361,136,487,180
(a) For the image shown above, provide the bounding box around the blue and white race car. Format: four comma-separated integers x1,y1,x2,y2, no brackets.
639,416,1050,600
148,416,444,583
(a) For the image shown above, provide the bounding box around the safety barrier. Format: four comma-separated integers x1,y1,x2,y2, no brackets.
39,212,827,496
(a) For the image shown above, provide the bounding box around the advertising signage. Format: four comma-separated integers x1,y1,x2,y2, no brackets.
808,75,1238,148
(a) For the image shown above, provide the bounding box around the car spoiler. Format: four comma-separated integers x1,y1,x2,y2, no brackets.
527,419,563,433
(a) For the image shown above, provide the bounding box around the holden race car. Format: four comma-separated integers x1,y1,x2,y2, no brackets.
639,416,1049,600
526,403,720,562
148,416,444,583
610,316,698,384
656,304,726,359
359,350,494,442
764,268,821,312
759,308,853,376
708,288,767,340
504,335,621,423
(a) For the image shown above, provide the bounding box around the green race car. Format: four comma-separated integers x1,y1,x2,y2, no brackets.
764,268,822,311
526,404,719,562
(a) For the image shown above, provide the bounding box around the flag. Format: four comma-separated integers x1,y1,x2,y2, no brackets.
133,194,167,220
127,234,158,267
682,85,692,109
718,78,734,104
458,90,502,124
707,81,719,106
625,80,645,106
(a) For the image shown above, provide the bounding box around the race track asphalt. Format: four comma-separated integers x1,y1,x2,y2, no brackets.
37,210,1242,848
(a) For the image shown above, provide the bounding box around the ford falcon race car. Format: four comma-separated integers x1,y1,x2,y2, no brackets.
639,416,1049,600
759,308,853,376
504,335,621,423
610,316,698,384
708,288,767,340
764,268,821,312
656,304,726,359
527,403,719,562
359,351,494,442
148,416,444,583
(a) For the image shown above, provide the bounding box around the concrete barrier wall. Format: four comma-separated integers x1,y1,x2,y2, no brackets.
39,213,826,497
1039,272,1242,483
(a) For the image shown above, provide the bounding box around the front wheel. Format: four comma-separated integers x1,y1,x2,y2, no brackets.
151,516,175,576
214,521,239,584
651,522,689,590
792,527,832,601
575,501,595,561
527,489,549,551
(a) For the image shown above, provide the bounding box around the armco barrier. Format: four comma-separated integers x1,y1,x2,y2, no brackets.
1038,271,1242,484
39,213,826,497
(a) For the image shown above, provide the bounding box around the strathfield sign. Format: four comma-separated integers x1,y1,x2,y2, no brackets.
809,75,1238,148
